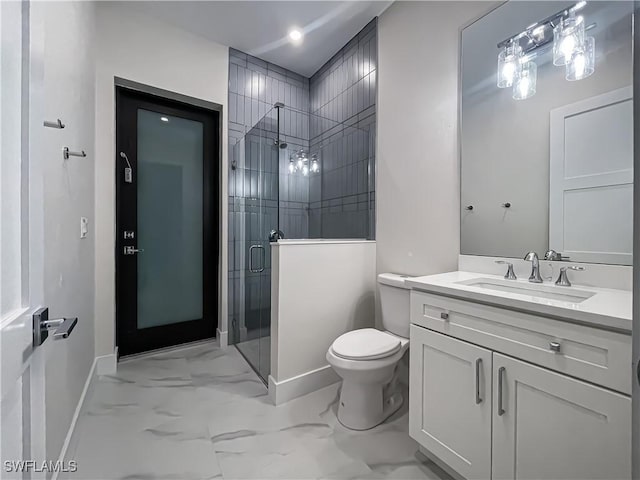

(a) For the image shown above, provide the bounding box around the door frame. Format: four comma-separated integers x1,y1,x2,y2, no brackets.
632,2,640,476
114,80,222,356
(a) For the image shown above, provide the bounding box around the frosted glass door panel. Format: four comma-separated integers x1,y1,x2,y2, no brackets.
136,109,203,329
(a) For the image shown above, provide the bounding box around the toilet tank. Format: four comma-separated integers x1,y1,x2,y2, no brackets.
378,273,412,339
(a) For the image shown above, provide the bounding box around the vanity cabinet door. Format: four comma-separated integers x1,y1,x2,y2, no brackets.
492,353,631,480
409,326,492,479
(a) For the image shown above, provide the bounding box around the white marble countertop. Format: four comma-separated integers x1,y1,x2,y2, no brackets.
407,271,632,333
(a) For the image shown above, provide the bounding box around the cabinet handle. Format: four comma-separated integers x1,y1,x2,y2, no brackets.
549,341,561,353
440,312,449,320
475,358,482,404
498,366,506,416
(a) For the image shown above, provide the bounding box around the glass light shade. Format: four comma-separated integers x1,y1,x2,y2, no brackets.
302,164,309,176
553,15,585,66
497,43,522,88
566,36,595,81
512,61,537,100
288,161,295,174
310,159,319,173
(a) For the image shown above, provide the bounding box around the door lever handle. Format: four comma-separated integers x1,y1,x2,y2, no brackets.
47,317,78,339
123,246,144,255
33,308,78,346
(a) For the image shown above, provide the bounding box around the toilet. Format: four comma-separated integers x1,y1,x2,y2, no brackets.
326,273,411,430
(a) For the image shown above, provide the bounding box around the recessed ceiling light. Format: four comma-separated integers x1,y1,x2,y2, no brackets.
289,29,303,43
160,116,169,122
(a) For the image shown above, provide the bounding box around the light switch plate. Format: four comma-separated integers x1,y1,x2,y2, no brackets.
80,217,88,239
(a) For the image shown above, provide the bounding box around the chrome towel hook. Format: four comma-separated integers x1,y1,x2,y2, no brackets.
44,118,65,129
63,147,86,160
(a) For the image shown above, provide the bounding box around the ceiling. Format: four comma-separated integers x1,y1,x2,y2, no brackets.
116,1,392,77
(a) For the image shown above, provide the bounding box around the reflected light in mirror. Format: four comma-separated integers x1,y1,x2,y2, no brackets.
567,36,595,81
513,61,537,100
553,14,585,66
497,43,522,88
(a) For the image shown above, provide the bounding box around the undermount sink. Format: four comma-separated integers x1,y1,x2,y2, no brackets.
456,278,596,304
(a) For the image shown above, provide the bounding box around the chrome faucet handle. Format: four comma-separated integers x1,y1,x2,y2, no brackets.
544,250,570,261
555,265,585,287
524,251,543,283
495,260,517,280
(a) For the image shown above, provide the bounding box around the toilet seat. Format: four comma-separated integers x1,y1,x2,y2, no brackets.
331,328,401,360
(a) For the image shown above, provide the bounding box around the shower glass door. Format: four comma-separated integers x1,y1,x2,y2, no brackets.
228,105,375,383
229,109,278,382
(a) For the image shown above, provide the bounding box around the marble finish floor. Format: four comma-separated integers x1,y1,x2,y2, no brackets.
63,342,449,480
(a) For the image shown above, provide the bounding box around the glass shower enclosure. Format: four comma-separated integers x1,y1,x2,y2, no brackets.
228,105,374,382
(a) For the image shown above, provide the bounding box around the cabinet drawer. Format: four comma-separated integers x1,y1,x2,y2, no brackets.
411,290,632,395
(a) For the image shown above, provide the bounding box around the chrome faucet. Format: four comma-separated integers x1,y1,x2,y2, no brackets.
495,260,517,280
555,265,585,287
524,252,543,283
544,250,570,261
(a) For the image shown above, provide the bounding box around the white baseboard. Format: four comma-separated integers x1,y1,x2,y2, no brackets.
53,348,119,479
52,355,99,480
217,328,228,349
268,364,340,406
95,348,117,376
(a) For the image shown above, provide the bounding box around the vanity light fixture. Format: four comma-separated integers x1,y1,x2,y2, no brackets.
497,42,522,88
553,13,585,66
496,1,594,100
512,61,537,100
566,35,595,80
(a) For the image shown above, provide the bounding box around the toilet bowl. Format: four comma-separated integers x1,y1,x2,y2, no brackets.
326,273,412,431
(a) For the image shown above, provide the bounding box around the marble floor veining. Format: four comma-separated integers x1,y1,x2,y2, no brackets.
63,342,449,480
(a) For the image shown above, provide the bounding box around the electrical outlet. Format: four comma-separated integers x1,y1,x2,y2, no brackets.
80,217,88,239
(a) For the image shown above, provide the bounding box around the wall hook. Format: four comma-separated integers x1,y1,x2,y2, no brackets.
63,147,86,160
501,202,511,208
44,119,65,129
465,205,474,211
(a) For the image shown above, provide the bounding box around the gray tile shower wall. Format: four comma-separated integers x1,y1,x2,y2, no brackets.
227,49,311,344
227,18,377,344
309,18,377,239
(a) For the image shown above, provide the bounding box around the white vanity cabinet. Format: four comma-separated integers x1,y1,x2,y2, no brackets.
492,353,631,480
409,290,632,480
409,325,493,479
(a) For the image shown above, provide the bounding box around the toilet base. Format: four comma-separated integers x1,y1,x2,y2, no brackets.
336,372,404,431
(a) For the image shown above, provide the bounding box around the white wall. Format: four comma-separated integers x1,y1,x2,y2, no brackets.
269,240,376,404
94,3,229,356
40,0,97,460
376,1,494,286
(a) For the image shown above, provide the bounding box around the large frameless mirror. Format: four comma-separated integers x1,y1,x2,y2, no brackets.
460,1,633,265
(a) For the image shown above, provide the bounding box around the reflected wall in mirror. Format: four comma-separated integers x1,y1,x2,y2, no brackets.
460,1,633,265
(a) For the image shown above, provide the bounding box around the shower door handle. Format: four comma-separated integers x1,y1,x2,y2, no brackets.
249,245,265,273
